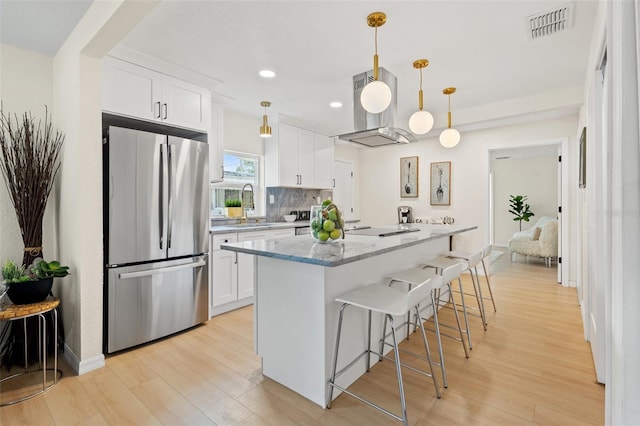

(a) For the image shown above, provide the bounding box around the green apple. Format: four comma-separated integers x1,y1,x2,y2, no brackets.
321,199,332,208
329,229,341,240
322,219,335,232
318,230,329,241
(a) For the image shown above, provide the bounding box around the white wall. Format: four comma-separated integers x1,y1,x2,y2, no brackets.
0,44,57,266
492,155,558,245
358,114,578,281
223,109,264,156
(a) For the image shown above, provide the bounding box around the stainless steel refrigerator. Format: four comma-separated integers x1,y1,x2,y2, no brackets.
103,116,209,353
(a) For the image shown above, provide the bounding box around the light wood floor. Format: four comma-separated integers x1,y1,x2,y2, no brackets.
1,253,604,425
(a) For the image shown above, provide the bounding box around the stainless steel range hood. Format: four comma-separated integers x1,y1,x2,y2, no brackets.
337,67,416,147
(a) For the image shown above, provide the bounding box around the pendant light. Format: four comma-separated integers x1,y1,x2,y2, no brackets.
360,12,392,114
259,101,272,138
408,59,434,135
439,87,461,148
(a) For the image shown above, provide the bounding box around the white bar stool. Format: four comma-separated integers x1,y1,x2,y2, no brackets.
328,277,442,425
445,244,497,313
385,262,468,389
420,251,486,340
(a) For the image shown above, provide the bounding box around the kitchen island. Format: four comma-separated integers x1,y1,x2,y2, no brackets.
221,223,476,408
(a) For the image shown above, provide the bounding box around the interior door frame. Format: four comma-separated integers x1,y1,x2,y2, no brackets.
488,137,569,287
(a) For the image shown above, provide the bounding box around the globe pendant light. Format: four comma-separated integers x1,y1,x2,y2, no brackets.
360,12,392,114
439,87,461,148
259,101,272,138
408,59,434,135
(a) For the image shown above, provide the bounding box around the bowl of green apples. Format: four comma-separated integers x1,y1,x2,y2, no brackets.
310,200,345,243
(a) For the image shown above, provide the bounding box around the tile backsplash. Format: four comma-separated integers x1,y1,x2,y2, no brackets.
266,187,333,222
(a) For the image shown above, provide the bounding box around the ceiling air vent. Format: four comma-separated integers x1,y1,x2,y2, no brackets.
525,2,574,40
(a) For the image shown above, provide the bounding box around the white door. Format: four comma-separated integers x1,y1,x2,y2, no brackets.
333,160,354,221
557,148,562,283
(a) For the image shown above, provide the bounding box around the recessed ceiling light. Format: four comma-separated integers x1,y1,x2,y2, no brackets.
330,101,343,108
259,70,276,78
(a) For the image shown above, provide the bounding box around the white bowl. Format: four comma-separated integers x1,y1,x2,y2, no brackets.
283,215,297,222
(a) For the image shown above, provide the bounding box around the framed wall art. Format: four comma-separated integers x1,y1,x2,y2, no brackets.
400,156,418,198
430,161,451,205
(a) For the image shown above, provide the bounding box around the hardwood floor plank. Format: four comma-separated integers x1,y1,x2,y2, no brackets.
129,376,216,425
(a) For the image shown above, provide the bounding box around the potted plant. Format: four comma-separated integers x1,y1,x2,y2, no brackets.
0,107,64,369
225,198,243,217
509,194,535,231
2,258,70,305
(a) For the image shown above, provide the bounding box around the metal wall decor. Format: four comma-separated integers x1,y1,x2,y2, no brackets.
400,156,418,197
430,161,451,205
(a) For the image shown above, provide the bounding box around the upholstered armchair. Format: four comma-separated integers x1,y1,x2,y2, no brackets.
508,216,558,267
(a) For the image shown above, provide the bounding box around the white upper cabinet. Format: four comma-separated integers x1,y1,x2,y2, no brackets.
102,56,211,132
265,122,334,189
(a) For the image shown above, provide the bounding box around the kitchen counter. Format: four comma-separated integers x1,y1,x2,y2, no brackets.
220,223,475,266
211,218,362,235
220,223,476,408
210,221,303,234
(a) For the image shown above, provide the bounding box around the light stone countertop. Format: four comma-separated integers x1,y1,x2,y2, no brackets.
210,221,301,234
220,223,477,267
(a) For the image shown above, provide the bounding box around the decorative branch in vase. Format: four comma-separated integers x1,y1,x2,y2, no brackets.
0,105,65,369
0,106,64,266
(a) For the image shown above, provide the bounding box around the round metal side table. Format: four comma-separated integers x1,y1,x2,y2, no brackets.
0,297,63,406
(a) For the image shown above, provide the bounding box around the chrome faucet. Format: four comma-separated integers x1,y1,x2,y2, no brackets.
241,183,255,223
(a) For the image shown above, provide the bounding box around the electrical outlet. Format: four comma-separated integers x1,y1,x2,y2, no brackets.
269,194,275,204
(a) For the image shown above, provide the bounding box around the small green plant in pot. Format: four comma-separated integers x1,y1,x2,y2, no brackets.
508,195,535,231
225,198,243,217
2,258,70,305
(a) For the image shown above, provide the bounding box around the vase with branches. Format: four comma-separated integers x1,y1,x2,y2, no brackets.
509,194,535,231
0,106,65,369
0,107,64,266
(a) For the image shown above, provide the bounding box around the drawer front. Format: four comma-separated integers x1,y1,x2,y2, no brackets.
212,233,237,250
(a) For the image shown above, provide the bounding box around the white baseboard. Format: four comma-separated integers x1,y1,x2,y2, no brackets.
568,280,577,288
63,343,105,375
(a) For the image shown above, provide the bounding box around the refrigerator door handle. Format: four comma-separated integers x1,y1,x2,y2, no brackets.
118,260,206,280
159,143,165,250
167,144,174,248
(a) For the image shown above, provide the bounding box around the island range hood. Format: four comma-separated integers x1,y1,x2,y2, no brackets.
337,67,416,147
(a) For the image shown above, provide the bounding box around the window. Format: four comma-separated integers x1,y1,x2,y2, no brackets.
211,152,263,216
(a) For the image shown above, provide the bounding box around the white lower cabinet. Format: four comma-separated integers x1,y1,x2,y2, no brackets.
210,228,295,316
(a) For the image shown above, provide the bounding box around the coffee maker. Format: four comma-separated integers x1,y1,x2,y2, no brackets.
397,206,414,224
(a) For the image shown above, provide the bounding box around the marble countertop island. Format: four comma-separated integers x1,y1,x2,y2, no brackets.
220,223,477,408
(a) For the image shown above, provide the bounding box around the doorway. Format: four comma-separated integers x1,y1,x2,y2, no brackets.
489,140,568,286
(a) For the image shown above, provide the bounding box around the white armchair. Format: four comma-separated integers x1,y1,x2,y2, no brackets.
508,216,558,267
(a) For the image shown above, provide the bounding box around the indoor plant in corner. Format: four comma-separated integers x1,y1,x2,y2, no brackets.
0,106,65,369
2,258,70,305
509,194,535,231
